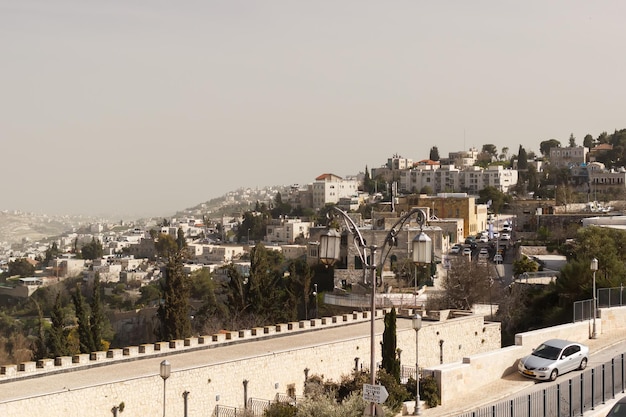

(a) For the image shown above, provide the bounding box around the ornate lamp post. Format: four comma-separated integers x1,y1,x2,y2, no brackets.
591,257,598,339
319,207,431,416
412,313,422,415
160,360,171,417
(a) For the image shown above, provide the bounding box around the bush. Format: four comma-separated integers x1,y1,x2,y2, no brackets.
263,402,296,417
406,374,440,408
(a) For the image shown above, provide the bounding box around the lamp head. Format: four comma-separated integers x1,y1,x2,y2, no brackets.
412,313,422,331
160,360,171,380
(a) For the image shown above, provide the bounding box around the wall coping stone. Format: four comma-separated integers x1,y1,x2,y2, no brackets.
72,354,89,364
0,310,374,384
107,349,123,359
18,362,36,372
89,351,107,361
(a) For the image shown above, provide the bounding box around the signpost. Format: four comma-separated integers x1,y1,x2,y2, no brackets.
363,384,389,404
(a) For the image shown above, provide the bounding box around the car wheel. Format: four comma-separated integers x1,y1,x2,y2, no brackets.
579,358,588,370
549,369,558,381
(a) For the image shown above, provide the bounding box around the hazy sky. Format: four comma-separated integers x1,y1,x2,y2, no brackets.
3,1,626,219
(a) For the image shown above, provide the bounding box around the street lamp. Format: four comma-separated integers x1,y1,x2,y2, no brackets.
312,283,319,319
160,360,171,417
319,206,431,416
591,258,598,339
412,313,422,416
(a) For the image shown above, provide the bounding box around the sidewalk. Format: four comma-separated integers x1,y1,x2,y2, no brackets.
408,329,626,417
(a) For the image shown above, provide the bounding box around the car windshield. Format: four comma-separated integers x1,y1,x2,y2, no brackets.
532,344,562,360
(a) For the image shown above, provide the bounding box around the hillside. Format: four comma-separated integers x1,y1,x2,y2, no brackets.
0,210,105,246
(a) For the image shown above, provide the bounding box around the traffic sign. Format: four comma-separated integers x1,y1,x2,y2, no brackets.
362,384,389,404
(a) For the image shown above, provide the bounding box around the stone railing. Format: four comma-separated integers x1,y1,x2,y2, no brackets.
0,308,398,383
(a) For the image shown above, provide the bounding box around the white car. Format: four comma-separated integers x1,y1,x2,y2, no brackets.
501,233,511,241
479,235,489,243
450,245,462,254
478,248,489,259
518,339,588,381
493,254,503,263
462,247,472,256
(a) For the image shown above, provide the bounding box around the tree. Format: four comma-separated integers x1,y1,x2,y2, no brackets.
89,274,106,351
512,256,539,277
429,257,493,310
419,185,434,195
517,146,528,170
72,284,96,353
81,237,103,260
381,308,401,382
482,144,498,160
46,292,70,358
44,242,61,266
157,248,192,341
500,146,509,161
7,258,35,277
568,133,576,147
540,139,561,157
583,134,594,149
477,186,510,214
155,233,178,259
429,146,440,161
176,227,186,250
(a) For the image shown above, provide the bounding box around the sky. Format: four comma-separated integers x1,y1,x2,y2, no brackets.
2,1,626,220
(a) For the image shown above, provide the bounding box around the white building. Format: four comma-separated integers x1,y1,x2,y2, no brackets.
265,218,314,244
311,173,359,210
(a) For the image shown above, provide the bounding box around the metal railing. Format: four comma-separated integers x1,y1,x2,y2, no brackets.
573,287,626,323
456,353,626,417
598,286,626,309
213,394,302,417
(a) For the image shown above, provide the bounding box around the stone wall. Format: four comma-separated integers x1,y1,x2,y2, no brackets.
427,306,626,405
0,309,501,417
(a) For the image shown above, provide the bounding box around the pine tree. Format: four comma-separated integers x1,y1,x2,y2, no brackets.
381,307,401,382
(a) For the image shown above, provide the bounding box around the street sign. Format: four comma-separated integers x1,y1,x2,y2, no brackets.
362,384,389,404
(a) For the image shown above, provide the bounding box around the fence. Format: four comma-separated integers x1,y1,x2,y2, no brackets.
573,287,626,323
456,353,626,417
213,394,303,417
598,287,626,309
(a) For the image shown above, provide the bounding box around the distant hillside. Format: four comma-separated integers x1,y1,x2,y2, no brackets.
0,210,102,246
1,187,287,246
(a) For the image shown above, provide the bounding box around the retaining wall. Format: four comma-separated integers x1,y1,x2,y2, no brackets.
427,306,626,405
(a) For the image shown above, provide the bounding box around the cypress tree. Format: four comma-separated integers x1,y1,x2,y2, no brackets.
157,249,192,341
73,284,96,353
381,307,401,382
90,274,104,351
47,292,70,357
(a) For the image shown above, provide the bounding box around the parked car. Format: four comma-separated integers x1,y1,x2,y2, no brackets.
479,235,489,243
517,339,588,381
493,254,503,264
605,396,626,416
478,248,489,259
501,233,511,241
450,245,462,254
462,247,472,256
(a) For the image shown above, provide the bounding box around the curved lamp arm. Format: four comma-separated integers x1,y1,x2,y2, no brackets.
326,206,369,267
378,207,429,275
